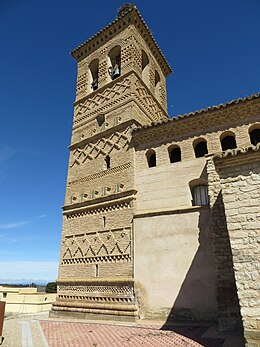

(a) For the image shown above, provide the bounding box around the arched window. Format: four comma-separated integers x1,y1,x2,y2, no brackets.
194,139,208,158
141,50,149,85
108,46,121,80
249,126,260,146
146,149,156,168
105,155,110,169
89,59,99,91
168,145,181,163
220,132,237,151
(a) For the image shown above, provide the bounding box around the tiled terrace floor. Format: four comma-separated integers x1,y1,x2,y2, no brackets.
40,321,225,347
2,312,244,346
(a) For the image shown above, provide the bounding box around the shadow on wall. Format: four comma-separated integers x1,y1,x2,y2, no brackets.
159,210,219,346
161,209,218,326
211,191,243,331
160,191,243,344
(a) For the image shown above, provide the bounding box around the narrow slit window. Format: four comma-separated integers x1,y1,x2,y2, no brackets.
96,114,105,127
95,264,99,277
105,155,111,169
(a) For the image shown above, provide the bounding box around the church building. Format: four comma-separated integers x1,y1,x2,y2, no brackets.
52,5,260,346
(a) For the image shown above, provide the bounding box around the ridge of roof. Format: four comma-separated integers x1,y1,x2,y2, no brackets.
133,92,260,133
70,4,171,74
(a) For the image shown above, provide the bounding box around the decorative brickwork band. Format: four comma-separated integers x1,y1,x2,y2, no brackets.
67,162,131,187
61,227,132,265
53,278,137,317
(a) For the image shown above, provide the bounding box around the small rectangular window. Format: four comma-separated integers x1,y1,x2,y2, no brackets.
193,185,209,206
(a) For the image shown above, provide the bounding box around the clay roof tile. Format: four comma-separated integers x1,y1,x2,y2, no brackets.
133,92,260,133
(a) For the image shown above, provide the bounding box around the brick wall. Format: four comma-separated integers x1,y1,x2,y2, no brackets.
207,158,242,330
210,147,260,346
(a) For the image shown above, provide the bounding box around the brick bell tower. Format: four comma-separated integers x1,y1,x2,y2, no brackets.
52,4,171,319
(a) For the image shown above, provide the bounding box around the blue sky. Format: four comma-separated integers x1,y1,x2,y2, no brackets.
0,0,259,282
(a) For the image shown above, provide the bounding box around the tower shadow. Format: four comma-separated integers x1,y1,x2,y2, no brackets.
160,195,243,345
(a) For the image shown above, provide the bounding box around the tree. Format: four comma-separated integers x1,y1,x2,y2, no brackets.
45,282,57,293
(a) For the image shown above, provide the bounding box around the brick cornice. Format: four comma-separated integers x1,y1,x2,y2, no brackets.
62,189,137,216
133,96,260,146
208,143,260,169
57,277,134,285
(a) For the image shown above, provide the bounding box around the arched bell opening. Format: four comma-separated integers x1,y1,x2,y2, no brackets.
154,70,161,100
89,59,99,91
141,50,149,86
108,46,121,80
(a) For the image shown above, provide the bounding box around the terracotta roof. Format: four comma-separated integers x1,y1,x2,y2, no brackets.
133,92,260,133
210,142,260,160
70,4,171,75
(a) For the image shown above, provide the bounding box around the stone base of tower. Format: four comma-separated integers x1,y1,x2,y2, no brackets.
51,277,138,321
50,302,138,321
